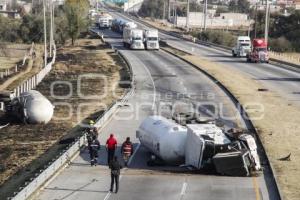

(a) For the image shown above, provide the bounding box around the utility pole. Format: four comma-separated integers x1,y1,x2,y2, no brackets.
163,0,166,22
168,0,170,20
50,0,53,57
186,0,190,31
264,0,270,43
43,0,47,68
203,0,208,30
175,0,177,26
254,3,258,38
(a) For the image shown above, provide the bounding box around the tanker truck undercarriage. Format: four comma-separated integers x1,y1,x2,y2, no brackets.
136,115,261,177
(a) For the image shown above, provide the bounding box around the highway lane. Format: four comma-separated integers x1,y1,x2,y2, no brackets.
112,11,300,107
35,28,277,200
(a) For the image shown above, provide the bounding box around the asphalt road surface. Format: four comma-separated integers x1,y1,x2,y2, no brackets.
112,11,300,108
35,27,279,200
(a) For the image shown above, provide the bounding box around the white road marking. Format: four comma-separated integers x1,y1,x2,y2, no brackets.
180,182,187,196
130,52,157,110
103,143,140,200
104,191,111,200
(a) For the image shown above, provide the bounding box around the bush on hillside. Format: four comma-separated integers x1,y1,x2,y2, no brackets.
195,30,236,47
269,37,293,52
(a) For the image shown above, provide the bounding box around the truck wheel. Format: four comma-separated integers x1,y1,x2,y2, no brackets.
232,51,237,57
247,58,250,62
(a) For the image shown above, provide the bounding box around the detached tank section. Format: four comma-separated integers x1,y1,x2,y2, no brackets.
0,90,54,124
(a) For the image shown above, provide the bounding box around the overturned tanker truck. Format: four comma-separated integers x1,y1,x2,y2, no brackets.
0,90,54,124
136,115,261,176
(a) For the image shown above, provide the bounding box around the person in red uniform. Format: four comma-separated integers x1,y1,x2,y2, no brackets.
106,134,117,165
121,137,133,167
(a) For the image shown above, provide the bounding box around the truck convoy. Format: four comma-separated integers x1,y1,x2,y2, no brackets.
0,90,54,124
123,28,145,50
246,38,269,63
143,29,160,50
232,36,251,57
137,115,261,176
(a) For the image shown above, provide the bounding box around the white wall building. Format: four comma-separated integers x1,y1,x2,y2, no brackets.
171,12,253,29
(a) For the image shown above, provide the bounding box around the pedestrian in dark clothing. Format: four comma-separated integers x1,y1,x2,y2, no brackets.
121,137,134,167
86,120,97,148
109,156,122,193
89,135,100,166
106,134,117,165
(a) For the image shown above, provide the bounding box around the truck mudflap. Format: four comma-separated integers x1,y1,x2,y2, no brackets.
212,150,252,176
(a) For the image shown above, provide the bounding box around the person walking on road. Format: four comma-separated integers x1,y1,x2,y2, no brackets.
121,137,133,167
109,156,122,193
106,134,117,165
89,135,100,166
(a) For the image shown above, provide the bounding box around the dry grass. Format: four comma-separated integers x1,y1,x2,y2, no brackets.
0,37,125,189
164,46,300,200
0,57,21,70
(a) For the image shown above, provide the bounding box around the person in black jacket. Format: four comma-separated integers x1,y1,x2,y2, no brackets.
109,156,122,193
89,135,100,166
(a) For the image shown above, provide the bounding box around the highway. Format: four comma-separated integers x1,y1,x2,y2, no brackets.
35,27,278,200
113,11,300,107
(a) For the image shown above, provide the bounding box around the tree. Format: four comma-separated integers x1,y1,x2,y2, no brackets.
64,0,89,45
228,0,250,14
138,0,164,19
19,14,44,43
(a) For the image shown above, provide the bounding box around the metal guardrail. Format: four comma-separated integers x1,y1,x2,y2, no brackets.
9,34,134,200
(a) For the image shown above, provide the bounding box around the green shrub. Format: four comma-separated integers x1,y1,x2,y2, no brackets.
196,30,236,47
269,37,293,52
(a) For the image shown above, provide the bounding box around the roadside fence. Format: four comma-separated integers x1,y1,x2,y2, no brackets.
0,43,35,80
269,51,300,66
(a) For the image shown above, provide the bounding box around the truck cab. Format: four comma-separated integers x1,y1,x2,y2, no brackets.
98,14,113,29
246,38,269,63
123,28,145,50
232,36,251,57
143,29,160,50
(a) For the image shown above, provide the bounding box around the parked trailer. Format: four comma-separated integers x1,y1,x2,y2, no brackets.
123,28,145,50
143,29,159,50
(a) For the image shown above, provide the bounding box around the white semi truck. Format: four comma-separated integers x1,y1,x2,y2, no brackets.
123,28,145,50
143,29,159,50
232,36,251,57
98,14,113,29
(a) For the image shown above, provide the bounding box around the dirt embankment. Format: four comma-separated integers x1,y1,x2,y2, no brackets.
163,46,300,200
0,44,44,91
0,36,126,198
